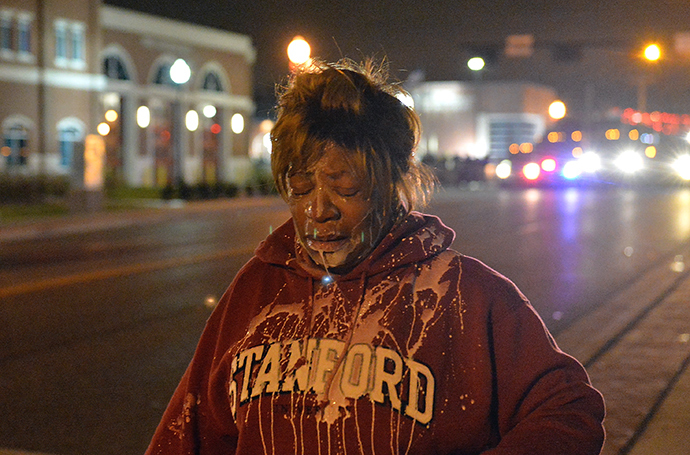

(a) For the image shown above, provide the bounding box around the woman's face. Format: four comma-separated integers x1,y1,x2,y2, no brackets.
287,146,386,274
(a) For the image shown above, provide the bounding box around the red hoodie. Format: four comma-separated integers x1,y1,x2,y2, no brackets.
146,212,605,455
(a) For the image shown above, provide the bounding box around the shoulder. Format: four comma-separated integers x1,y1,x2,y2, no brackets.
456,254,530,311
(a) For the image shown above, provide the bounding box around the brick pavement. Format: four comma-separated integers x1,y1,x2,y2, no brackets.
556,246,690,455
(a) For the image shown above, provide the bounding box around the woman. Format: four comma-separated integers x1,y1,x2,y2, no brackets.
146,59,605,455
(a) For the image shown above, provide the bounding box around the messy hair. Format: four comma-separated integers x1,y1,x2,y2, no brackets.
270,58,435,215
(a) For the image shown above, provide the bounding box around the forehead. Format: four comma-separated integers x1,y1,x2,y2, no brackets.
292,145,363,177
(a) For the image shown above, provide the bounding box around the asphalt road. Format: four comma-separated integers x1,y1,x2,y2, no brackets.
2,186,690,455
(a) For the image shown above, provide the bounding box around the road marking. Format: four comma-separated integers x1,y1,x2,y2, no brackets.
0,246,255,299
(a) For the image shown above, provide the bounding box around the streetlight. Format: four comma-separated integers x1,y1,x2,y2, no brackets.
170,58,191,85
467,57,485,72
548,100,567,120
170,58,191,185
643,44,661,62
638,43,661,113
287,36,311,71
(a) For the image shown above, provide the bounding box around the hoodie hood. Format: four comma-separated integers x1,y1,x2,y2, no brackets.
255,211,456,280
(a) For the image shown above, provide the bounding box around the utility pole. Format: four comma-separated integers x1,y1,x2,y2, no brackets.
35,0,46,175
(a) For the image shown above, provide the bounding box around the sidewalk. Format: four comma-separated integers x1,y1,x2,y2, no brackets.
555,243,690,455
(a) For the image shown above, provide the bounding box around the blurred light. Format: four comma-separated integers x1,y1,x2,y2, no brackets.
523,162,541,180
262,132,272,153
288,36,311,66
605,129,620,140
562,160,582,179
580,151,602,173
631,112,643,124
571,130,582,142
644,43,661,61
136,106,150,128
102,92,120,108
615,150,644,174
496,160,512,179
629,129,639,141
170,58,191,84
210,123,222,134
645,146,657,158
509,143,519,154
572,146,583,158
541,158,557,172
673,155,690,180
104,109,118,122
396,92,415,108
467,57,485,71
640,133,655,144
204,294,218,308
624,246,634,257
231,113,244,134
686,131,690,144
185,110,199,131
97,122,110,136
203,105,217,118
519,142,533,153
548,100,566,120
1,146,10,157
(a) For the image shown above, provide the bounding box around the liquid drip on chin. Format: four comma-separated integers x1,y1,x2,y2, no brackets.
319,250,334,285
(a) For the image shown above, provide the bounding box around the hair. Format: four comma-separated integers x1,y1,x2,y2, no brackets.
270,58,436,215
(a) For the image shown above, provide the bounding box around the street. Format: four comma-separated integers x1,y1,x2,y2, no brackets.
1,186,690,455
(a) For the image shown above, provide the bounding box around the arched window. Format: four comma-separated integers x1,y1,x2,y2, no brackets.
103,54,130,81
57,119,85,168
202,72,224,92
153,62,176,86
2,123,29,166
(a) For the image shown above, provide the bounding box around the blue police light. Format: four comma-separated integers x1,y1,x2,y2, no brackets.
562,160,582,180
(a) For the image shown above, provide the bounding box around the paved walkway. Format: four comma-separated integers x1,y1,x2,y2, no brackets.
556,241,690,455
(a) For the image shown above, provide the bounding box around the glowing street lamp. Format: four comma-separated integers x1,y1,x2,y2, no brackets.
170,58,191,84
549,100,567,120
643,43,661,62
467,57,485,72
637,43,661,112
288,36,311,70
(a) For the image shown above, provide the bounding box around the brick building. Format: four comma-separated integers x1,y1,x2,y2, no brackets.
0,0,255,188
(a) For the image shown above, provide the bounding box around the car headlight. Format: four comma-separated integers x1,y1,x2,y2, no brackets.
673,155,690,181
614,150,644,174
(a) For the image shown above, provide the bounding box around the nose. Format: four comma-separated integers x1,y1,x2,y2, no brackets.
309,186,340,223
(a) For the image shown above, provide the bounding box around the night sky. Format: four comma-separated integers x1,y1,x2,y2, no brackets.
105,0,690,117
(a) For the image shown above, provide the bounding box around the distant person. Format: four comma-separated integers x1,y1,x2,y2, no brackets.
146,58,605,455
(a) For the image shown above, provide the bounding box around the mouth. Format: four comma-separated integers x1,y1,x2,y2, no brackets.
305,235,350,253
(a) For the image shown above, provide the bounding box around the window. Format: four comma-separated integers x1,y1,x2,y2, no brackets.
16,13,31,58
489,120,537,158
57,118,85,169
54,19,85,68
1,12,12,57
153,62,175,86
103,55,130,80
59,127,81,167
202,72,224,92
70,23,85,68
54,20,67,65
3,124,29,167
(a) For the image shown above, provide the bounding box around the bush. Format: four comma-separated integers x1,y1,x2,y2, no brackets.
0,174,70,204
160,181,241,201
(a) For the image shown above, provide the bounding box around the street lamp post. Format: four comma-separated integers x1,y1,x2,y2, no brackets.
638,44,661,113
170,58,191,186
